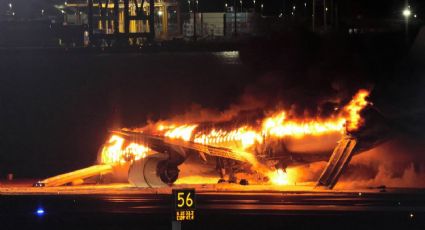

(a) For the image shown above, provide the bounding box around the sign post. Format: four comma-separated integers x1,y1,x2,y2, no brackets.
172,189,196,229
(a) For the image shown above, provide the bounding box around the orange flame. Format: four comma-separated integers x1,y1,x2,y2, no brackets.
193,127,263,149
344,89,370,132
164,124,198,141
104,90,370,185
100,135,150,164
268,169,289,185
262,112,346,138
156,90,369,148
266,168,300,185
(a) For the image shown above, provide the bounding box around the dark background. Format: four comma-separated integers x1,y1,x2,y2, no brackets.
1,28,425,179
0,51,256,178
0,0,424,179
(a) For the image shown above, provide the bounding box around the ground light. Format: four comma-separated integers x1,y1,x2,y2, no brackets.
35,207,45,217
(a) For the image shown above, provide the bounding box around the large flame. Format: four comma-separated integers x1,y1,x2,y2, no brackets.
262,112,346,138
164,124,198,141
344,89,370,132
268,167,306,186
268,169,289,185
101,89,370,185
155,90,370,147
100,135,150,164
193,127,263,149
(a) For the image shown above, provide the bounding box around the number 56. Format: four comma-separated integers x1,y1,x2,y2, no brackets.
177,192,193,207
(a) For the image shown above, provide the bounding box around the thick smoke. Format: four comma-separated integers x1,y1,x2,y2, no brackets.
141,73,367,130
337,136,425,188
139,29,381,127
284,135,425,189
280,136,425,189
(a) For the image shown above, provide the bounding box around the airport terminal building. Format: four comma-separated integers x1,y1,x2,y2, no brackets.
58,0,259,45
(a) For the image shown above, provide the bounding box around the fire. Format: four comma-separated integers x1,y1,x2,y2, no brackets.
155,90,370,148
157,115,345,150
344,89,370,132
175,176,220,185
266,168,300,185
267,168,291,185
102,89,370,185
164,124,198,141
100,135,150,164
269,169,289,185
193,127,263,149
262,112,346,138
157,124,176,131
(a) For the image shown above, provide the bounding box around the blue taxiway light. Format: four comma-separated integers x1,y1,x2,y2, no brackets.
36,208,45,216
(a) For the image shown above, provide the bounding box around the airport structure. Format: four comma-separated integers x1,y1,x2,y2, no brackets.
56,0,261,46
0,1,419,47
56,0,408,46
57,0,181,45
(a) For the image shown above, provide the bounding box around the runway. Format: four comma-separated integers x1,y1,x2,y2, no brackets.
0,182,424,229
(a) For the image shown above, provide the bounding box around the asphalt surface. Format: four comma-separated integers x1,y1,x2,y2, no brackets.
1,189,425,230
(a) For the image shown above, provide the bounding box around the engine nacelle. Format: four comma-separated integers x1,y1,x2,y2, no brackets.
128,153,180,188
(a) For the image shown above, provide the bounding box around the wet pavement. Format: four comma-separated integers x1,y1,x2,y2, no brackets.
0,183,424,230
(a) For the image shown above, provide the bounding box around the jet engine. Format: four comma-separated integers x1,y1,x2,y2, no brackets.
128,153,180,188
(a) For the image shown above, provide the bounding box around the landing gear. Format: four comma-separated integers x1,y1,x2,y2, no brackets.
216,157,249,185
239,179,249,185
157,161,180,185
275,161,288,173
217,158,227,183
217,178,226,183
228,172,237,184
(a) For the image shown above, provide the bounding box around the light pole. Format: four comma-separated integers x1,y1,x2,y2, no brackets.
323,0,327,31
312,0,315,31
8,2,13,16
234,0,237,36
403,5,411,44
193,0,197,41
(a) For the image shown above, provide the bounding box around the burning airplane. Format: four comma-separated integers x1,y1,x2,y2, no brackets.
34,89,391,189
